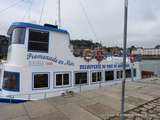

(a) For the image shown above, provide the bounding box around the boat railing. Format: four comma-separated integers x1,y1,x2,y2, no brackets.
4,80,120,103
6,89,71,101
5,84,96,102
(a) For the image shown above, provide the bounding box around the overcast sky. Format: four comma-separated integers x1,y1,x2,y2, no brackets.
0,0,160,48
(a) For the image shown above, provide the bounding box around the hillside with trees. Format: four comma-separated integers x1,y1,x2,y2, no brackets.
2,37,158,60
0,35,9,60
155,45,160,49
70,39,123,57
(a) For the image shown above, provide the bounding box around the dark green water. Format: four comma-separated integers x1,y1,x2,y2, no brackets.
142,60,160,75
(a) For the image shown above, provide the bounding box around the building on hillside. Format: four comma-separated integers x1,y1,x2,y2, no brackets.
132,48,160,56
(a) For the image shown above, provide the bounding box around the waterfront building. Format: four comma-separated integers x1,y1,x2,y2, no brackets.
132,48,160,56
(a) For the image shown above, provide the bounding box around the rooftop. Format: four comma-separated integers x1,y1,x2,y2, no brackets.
0,77,160,120
7,22,68,35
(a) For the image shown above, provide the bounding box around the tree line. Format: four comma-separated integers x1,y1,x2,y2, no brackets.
0,36,160,60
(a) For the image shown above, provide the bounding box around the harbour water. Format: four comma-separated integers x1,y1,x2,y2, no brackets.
142,60,160,75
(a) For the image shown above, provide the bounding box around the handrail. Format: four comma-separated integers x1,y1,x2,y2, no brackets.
5,83,101,101
5,87,78,101
4,80,124,102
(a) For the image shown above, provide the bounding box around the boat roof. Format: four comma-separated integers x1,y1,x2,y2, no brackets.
7,22,68,35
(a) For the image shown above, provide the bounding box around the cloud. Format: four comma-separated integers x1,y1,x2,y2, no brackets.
0,0,159,48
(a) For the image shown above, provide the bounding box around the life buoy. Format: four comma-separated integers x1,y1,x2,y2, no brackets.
95,49,104,63
83,49,92,62
130,54,135,63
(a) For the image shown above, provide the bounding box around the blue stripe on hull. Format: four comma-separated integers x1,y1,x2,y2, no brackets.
0,98,27,104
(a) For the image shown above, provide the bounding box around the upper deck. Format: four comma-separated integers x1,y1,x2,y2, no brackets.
6,22,74,66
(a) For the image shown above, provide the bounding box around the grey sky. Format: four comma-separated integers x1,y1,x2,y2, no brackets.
0,0,160,48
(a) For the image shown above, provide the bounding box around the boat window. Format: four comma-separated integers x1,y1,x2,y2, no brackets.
28,29,49,53
56,74,62,86
33,73,49,89
75,72,88,85
117,70,123,79
0,69,2,82
133,69,136,77
126,69,131,78
11,28,26,44
105,71,114,81
2,71,20,92
92,72,102,83
55,73,70,87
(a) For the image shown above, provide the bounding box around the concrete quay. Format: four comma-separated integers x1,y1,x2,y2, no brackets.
0,77,160,120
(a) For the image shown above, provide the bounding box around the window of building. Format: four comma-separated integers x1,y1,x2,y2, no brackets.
33,73,49,89
2,71,20,92
134,69,136,77
75,72,88,85
28,29,49,53
126,69,131,78
117,70,123,79
11,28,26,44
92,72,102,83
105,71,114,81
55,73,70,87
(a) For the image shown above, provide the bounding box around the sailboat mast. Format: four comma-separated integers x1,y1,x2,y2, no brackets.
58,0,61,28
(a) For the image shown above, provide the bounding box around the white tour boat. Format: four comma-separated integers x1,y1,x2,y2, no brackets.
0,22,141,102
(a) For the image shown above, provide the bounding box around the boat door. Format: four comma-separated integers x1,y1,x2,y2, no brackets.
0,68,2,89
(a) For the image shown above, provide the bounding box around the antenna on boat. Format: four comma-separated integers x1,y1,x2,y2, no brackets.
39,0,46,24
58,0,62,28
